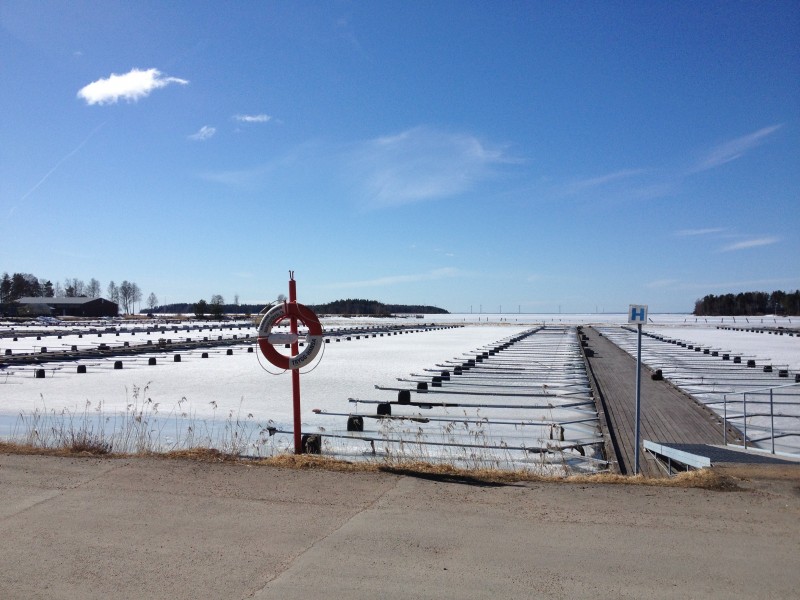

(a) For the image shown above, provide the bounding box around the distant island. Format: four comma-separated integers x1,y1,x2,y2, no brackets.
309,299,448,316
147,298,449,317
694,290,800,316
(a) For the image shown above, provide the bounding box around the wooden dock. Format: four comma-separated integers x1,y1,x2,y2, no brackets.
582,326,742,477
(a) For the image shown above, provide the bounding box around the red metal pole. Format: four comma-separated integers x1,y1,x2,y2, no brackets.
288,271,302,454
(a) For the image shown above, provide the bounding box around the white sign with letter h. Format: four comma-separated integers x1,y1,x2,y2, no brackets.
628,304,648,324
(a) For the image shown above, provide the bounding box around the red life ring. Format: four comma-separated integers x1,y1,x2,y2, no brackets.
257,302,324,370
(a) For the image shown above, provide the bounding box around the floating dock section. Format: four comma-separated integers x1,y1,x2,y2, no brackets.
299,326,607,473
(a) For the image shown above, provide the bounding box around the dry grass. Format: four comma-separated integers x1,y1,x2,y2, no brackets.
161,448,241,462
0,441,741,490
0,440,116,458
565,469,740,491
256,455,741,490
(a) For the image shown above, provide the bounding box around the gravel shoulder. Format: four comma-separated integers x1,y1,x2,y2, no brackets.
1,454,798,599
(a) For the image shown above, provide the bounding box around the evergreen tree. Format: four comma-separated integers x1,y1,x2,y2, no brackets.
0,273,11,303
194,299,208,319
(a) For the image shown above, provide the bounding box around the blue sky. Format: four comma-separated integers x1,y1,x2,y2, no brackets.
1,1,798,313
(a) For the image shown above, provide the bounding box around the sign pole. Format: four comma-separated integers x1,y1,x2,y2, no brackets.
628,304,648,476
256,272,323,456
288,271,302,454
634,322,642,475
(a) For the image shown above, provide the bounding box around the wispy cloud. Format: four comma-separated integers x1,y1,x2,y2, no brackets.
681,277,796,290
199,158,282,188
324,268,461,289
348,126,512,208
78,68,188,105
560,169,647,195
550,124,782,205
646,276,796,291
334,15,363,52
720,237,780,252
233,114,271,123
675,228,726,237
188,126,216,141
672,228,780,253
199,127,510,203
550,168,677,206
17,122,106,203
692,124,783,172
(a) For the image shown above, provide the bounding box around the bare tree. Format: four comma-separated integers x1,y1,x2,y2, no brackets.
147,292,158,311
37,278,50,296
54,281,64,297
210,294,225,319
107,281,119,304
234,293,239,306
64,278,85,297
119,281,133,314
87,278,101,298
131,282,142,313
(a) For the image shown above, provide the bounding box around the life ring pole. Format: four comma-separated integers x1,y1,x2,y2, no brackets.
288,271,302,454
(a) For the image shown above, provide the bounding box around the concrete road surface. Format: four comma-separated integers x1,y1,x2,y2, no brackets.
1,454,798,599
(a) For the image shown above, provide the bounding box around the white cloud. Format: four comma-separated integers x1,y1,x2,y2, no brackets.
188,126,216,141
349,126,511,208
234,114,271,123
720,237,780,252
692,124,783,172
78,68,188,105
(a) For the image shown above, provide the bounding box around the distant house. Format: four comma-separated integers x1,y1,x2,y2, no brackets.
16,297,119,318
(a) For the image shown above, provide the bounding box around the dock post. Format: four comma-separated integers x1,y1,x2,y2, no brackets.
770,388,775,454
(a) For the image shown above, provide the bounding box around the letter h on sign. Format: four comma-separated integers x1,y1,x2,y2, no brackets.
628,305,648,324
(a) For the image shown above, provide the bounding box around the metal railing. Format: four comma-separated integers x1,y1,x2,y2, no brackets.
705,382,800,455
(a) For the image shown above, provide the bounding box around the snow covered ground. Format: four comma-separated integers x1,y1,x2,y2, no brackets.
2,313,798,468
5,321,578,469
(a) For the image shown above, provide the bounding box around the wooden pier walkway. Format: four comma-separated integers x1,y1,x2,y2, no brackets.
582,327,741,477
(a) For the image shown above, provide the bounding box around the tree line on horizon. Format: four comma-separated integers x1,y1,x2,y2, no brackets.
147,297,449,317
308,298,449,315
693,290,800,316
0,272,148,314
